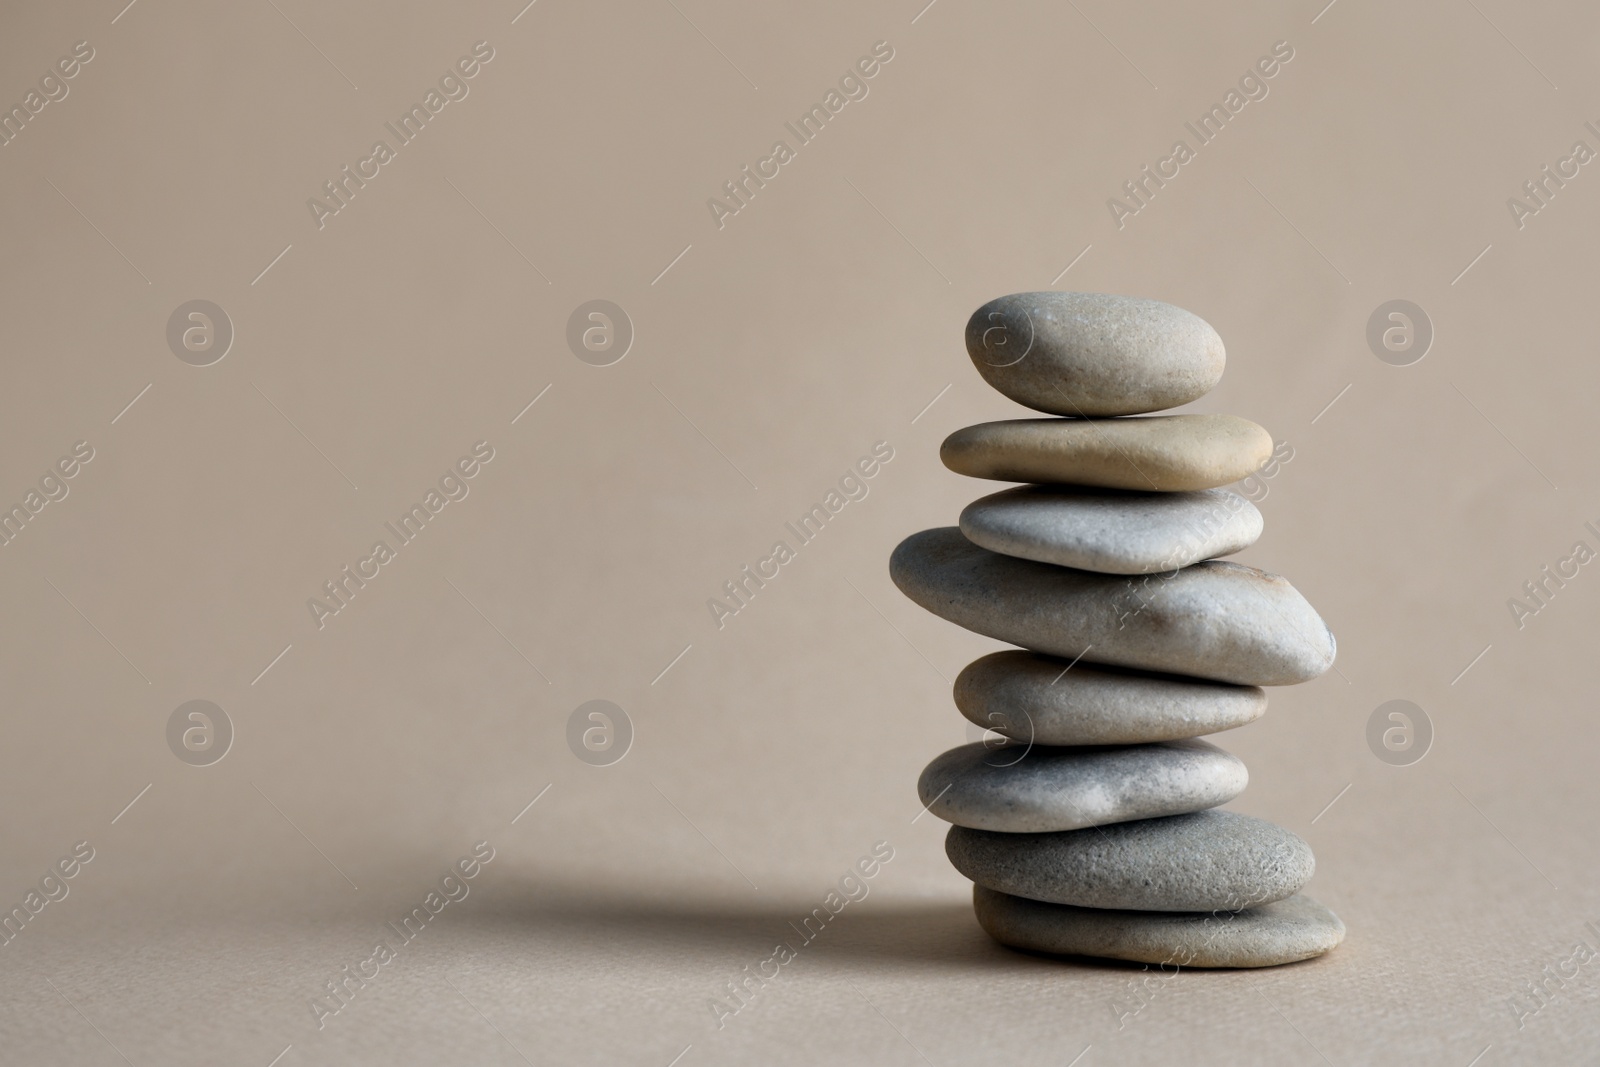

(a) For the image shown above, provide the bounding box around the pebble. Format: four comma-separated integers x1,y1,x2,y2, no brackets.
889,527,1337,687
916,738,1246,833
959,485,1262,574
945,810,1314,912
955,651,1266,745
941,415,1272,492
964,292,1226,417
973,886,1345,968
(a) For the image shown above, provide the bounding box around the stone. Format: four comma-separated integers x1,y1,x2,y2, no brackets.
946,810,1314,912
941,415,1272,492
964,291,1226,417
917,738,1246,833
955,651,1266,745
959,485,1262,574
889,527,1336,687
972,887,1345,968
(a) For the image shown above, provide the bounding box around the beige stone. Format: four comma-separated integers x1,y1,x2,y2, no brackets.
941,415,1273,491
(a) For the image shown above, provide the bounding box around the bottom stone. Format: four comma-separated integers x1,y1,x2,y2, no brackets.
973,886,1344,969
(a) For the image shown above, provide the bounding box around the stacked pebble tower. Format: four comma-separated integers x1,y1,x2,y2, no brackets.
891,292,1344,968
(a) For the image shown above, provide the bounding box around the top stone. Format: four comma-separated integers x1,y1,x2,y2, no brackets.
965,292,1225,417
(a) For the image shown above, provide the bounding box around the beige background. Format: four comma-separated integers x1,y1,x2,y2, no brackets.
1,0,1597,1063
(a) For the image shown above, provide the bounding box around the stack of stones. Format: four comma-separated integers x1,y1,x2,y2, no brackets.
891,292,1344,969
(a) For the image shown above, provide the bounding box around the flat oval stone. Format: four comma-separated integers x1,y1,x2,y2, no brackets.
959,485,1262,574
946,810,1315,912
941,415,1272,491
956,651,1266,745
965,292,1225,417
917,738,1245,833
890,528,1336,686
973,887,1345,968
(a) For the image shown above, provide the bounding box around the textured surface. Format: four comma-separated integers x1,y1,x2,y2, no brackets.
959,485,1262,573
973,887,1346,968
963,291,1225,417
891,528,1337,686
946,810,1315,911
955,651,1267,744
941,415,1274,491
916,738,1247,832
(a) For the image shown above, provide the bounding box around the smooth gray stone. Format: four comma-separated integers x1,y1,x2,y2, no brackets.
956,651,1266,745
964,292,1225,417
889,528,1336,687
946,810,1315,912
917,738,1245,833
959,486,1262,574
973,887,1345,968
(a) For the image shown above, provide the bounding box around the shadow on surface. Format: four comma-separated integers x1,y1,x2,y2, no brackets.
449,881,1043,972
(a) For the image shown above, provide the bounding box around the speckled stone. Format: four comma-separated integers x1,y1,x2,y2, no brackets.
973,887,1345,968
959,485,1262,574
916,738,1246,833
941,415,1273,492
889,527,1337,687
955,651,1266,745
946,810,1315,912
964,292,1225,417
